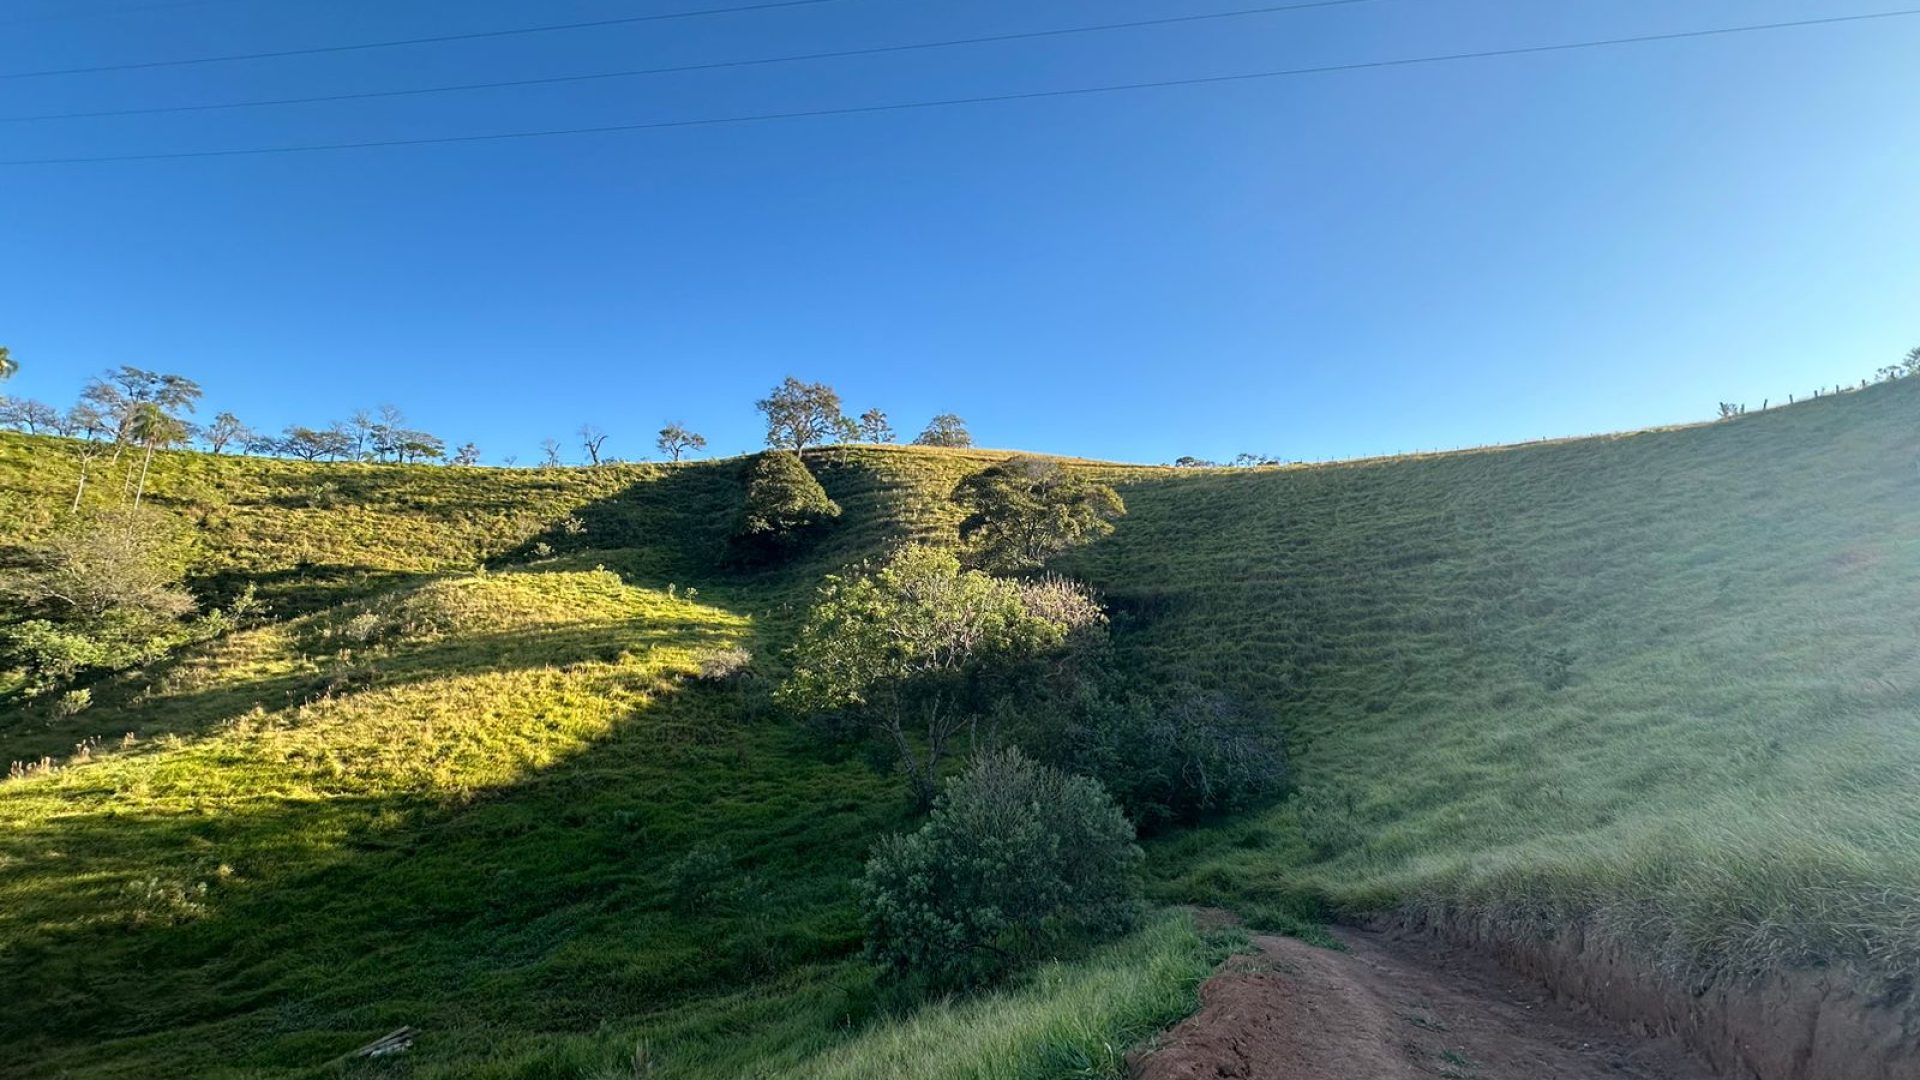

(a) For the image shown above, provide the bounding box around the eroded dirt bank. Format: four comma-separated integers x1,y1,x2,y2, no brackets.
1134,925,1714,1080
1382,909,1920,1080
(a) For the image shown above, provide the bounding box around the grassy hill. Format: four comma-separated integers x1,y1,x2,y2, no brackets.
2,377,1917,1077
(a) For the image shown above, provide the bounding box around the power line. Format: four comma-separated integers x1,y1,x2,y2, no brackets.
0,0,854,80
0,0,1385,124
5,8,1915,167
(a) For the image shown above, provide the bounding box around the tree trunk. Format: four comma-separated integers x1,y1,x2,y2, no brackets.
133,442,155,510
71,459,90,512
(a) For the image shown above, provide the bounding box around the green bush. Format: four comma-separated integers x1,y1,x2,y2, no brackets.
732,451,840,559
858,748,1142,992
952,456,1124,572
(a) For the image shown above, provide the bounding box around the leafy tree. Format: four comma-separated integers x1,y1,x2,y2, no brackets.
913,413,972,448
578,424,609,465
0,345,15,383
733,451,840,558
452,442,482,466
0,398,59,434
756,377,848,450
278,425,352,462
363,413,444,462
952,456,1126,572
1172,456,1214,468
79,369,200,469
858,747,1141,991
857,408,894,443
779,546,1075,808
202,412,252,454
394,432,445,464
657,422,707,463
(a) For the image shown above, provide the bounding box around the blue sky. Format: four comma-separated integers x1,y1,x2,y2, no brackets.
1,0,1915,465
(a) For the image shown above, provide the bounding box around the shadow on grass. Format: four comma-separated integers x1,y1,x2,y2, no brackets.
0,676,907,1079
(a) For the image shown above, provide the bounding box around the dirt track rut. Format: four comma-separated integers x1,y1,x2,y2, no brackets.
1134,926,1717,1080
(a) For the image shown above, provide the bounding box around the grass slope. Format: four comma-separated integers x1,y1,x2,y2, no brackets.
0,438,1212,1078
1061,380,1920,984
3,379,1917,1076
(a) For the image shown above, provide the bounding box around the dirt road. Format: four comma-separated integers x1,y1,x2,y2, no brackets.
1134,924,1717,1080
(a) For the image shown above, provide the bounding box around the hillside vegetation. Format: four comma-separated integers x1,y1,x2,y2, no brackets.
2,378,1917,1077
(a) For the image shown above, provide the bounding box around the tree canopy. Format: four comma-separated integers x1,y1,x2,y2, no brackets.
756,377,848,450
913,413,972,448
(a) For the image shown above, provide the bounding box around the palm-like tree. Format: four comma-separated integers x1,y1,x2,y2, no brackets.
126,402,188,510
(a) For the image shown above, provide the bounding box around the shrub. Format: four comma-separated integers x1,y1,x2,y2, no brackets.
695,646,753,683
53,687,92,718
780,546,1077,807
858,748,1142,992
664,844,759,917
732,451,840,560
1021,686,1289,834
953,457,1125,572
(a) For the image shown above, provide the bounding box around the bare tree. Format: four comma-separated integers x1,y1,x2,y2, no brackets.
540,438,563,468
578,424,609,465
347,409,375,459
0,398,60,434
453,442,481,466
656,422,707,463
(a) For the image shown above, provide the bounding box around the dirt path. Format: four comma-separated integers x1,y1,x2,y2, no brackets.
1134,924,1717,1080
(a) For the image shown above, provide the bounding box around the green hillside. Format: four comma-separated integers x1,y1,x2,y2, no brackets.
2,377,1917,1077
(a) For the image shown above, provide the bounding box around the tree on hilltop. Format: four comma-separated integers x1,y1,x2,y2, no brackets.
578,424,609,466
0,399,59,434
202,412,252,454
657,422,707,463
757,377,848,450
913,413,972,448
857,409,895,443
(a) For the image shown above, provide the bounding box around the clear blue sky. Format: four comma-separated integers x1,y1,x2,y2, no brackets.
1,0,1915,465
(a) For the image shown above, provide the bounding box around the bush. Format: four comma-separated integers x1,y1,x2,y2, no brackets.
664,844,761,917
858,748,1142,992
732,451,840,560
953,456,1125,572
1022,686,1289,834
780,546,1080,808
